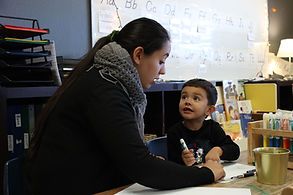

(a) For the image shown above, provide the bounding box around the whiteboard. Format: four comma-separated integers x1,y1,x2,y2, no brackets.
91,0,269,81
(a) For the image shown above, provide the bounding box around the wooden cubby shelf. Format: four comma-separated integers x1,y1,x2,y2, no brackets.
247,120,293,169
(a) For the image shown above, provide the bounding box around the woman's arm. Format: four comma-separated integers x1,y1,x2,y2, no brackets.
87,83,216,190
167,124,186,165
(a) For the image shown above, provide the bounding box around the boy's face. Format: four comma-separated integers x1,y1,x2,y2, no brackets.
179,86,213,121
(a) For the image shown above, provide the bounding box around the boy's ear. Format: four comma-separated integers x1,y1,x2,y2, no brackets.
132,46,144,65
207,105,216,115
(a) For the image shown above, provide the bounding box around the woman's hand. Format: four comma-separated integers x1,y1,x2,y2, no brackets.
202,160,225,181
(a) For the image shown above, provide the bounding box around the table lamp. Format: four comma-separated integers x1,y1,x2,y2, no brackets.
277,38,293,80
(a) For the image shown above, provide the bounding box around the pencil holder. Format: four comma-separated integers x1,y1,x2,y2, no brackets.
253,147,289,185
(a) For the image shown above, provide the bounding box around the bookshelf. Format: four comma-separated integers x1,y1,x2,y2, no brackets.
144,82,183,136
247,120,293,169
0,86,58,193
0,15,59,193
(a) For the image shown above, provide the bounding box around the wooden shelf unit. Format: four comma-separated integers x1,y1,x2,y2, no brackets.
247,120,293,169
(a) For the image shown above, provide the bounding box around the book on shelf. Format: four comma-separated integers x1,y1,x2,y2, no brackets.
7,104,24,160
21,105,30,150
211,86,226,124
28,104,35,141
237,100,253,138
222,80,242,140
6,103,44,159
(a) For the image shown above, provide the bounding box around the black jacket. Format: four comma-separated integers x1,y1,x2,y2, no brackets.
27,68,214,195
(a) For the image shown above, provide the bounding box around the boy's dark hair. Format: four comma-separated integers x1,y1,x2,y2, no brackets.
182,78,218,105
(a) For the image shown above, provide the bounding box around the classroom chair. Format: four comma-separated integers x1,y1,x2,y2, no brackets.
146,136,168,160
3,156,25,195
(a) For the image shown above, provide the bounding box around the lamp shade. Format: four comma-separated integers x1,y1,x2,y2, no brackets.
277,39,293,57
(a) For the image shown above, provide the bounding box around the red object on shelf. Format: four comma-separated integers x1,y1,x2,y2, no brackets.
3,25,49,34
0,24,49,39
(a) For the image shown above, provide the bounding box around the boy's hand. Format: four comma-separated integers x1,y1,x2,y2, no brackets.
181,149,196,166
205,147,223,162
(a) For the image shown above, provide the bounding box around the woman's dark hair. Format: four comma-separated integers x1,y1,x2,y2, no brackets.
115,17,170,55
28,17,170,159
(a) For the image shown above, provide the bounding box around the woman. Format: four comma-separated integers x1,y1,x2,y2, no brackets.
26,17,225,195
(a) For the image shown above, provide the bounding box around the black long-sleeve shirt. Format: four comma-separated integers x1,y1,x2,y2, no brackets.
27,67,215,195
167,120,240,165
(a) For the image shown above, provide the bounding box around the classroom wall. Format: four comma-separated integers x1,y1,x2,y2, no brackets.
268,0,293,55
1,0,293,60
0,0,91,59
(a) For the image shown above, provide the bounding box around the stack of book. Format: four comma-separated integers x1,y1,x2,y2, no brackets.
212,80,252,141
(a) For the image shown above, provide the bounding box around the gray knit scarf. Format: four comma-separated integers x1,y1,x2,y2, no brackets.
92,42,147,140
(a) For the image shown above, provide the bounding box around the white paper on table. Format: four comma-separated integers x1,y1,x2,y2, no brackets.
115,183,251,195
219,162,255,183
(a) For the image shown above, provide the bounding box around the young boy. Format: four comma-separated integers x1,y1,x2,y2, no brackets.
167,78,240,166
